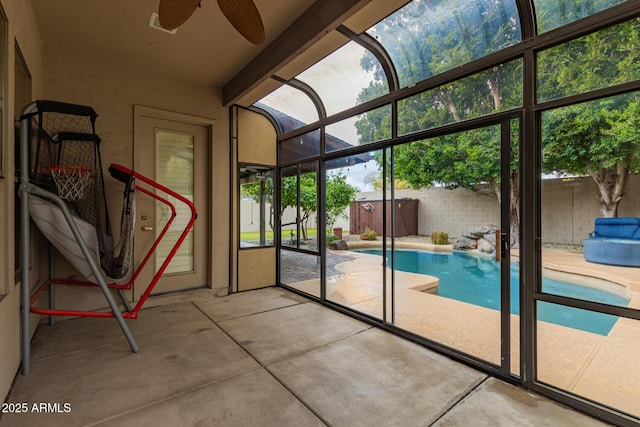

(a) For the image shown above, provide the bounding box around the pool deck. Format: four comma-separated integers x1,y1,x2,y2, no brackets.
287,244,640,418
536,249,640,294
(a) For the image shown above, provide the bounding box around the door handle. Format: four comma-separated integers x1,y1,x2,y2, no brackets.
501,232,509,257
141,226,153,232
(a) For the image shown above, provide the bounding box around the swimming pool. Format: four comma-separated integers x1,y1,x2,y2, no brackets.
355,249,628,335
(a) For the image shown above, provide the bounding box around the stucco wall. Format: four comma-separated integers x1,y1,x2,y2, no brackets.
242,174,640,246
235,108,277,291
1,30,232,402
542,175,640,244
358,175,640,244
374,187,500,238
39,45,230,301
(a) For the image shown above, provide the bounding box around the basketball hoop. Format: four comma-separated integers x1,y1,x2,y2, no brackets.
49,165,94,201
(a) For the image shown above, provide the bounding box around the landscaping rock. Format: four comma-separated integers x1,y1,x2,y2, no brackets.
462,230,479,239
455,224,500,253
483,232,497,246
469,224,498,237
477,237,495,254
329,240,349,250
453,237,477,250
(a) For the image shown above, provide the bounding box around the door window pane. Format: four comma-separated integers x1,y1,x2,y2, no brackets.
299,162,319,253
325,152,384,320
280,161,319,252
155,129,194,274
280,250,320,298
537,302,639,418
280,165,298,249
390,126,504,364
539,90,640,418
540,92,639,309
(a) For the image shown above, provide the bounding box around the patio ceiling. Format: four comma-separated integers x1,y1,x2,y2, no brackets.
29,0,405,106
29,0,312,90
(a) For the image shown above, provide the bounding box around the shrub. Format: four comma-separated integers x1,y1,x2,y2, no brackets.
431,231,449,245
360,227,378,241
326,234,338,246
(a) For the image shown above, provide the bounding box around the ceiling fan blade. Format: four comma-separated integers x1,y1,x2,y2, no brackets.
158,0,201,30
217,0,266,45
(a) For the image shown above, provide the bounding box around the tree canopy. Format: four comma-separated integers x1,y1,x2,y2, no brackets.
278,171,357,240
353,4,639,236
355,0,523,244
539,19,640,217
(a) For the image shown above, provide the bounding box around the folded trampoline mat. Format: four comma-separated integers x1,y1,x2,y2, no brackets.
28,195,106,283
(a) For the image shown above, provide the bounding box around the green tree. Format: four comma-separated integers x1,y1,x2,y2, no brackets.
354,0,523,246
357,67,522,244
244,172,316,240
364,170,412,190
354,2,639,244
392,124,521,247
325,172,357,230
240,170,274,244
278,174,314,240
542,95,640,217
539,19,640,217
278,171,357,240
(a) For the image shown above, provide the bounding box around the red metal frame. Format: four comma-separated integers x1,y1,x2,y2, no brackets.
29,163,197,320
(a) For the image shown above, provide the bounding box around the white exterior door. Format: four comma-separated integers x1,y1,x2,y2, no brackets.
133,106,211,296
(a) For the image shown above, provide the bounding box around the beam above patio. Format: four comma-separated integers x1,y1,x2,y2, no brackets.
221,0,373,107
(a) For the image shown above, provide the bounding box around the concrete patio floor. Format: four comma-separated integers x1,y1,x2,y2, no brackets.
285,246,640,420
0,287,610,426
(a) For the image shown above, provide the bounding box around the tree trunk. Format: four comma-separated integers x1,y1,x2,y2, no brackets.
486,173,520,249
441,89,462,122
488,71,502,111
587,164,628,218
509,170,520,249
488,177,501,204
300,210,313,241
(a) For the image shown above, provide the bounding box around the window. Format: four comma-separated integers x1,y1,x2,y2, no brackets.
256,84,319,132
155,129,195,274
398,60,522,136
257,0,640,421
0,15,5,179
296,41,390,116
280,129,321,164
537,18,640,103
325,105,392,153
366,0,521,89
534,0,627,34
280,161,319,252
239,165,274,248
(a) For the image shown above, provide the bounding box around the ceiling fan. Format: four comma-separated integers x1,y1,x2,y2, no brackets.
158,0,266,44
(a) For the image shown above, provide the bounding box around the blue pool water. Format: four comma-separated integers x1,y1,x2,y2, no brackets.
355,249,628,335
